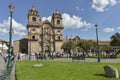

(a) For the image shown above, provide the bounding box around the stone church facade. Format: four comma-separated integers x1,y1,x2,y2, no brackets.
13,7,64,54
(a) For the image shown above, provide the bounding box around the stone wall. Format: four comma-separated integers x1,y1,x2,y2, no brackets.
13,40,20,53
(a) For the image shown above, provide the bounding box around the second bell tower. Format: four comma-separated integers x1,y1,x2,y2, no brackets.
27,6,39,25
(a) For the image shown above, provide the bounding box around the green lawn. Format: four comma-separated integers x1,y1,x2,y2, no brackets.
16,61,120,80
117,54,120,58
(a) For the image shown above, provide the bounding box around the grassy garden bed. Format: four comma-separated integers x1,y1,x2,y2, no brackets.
16,61,120,80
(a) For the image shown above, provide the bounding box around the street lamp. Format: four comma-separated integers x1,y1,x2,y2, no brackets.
7,3,14,69
95,24,100,62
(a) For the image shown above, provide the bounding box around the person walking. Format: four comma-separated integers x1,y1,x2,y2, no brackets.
17,52,21,61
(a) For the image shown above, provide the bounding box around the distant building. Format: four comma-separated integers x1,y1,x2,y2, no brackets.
13,38,28,53
13,7,64,54
0,39,8,54
67,36,110,46
98,40,110,45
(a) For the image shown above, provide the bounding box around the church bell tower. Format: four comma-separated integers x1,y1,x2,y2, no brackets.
27,6,39,25
27,6,40,53
51,10,64,52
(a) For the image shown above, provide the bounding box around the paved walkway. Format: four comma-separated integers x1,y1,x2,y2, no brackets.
20,55,120,63
0,55,6,75
85,58,120,63
46,58,120,63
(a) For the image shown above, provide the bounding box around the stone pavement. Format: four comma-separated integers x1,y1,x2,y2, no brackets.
0,55,6,75
20,55,120,63
47,58,120,63
85,58,120,63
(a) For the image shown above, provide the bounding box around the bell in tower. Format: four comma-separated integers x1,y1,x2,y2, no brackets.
27,6,40,24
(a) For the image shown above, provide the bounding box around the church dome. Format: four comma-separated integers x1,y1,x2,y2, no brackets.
43,19,51,24
52,10,62,18
44,19,49,22
29,6,38,12
28,6,39,16
54,10,60,14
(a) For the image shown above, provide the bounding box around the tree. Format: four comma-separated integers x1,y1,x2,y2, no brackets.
100,45,112,52
110,33,120,46
61,41,76,53
77,40,96,53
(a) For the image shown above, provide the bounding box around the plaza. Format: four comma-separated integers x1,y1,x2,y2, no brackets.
0,0,120,80
0,49,120,80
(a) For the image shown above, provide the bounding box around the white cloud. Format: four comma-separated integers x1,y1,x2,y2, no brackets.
103,27,115,32
0,17,26,36
62,13,91,29
41,13,92,29
117,27,120,29
0,28,8,35
82,28,88,31
76,6,84,11
92,0,119,12
109,0,118,5
14,31,26,36
41,16,51,21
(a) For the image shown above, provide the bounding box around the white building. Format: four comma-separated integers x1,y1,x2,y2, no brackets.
0,39,8,54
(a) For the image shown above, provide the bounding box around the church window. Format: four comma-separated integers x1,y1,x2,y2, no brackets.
58,36,60,40
57,20,60,24
32,12,36,15
32,17,36,22
32,28,35,31
57,30,61,34
58,30,60,33
32,35,35,39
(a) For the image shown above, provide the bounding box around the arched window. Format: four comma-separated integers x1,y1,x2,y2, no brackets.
58,36,60,40
57,20,60,24
32,17,36,22
32,35,35,39
57,30,61,34
32,12,35,15
32,28,36,31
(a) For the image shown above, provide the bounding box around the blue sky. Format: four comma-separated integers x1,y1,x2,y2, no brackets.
0,0,120,41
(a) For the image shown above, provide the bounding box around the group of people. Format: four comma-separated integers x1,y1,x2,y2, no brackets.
34,51,64,60
0,52,15,63
16,51,63,61
17,52,27,61
34,52,55,60
0,53,8,63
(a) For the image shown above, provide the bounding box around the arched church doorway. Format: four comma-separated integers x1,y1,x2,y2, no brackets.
45,45,50,53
